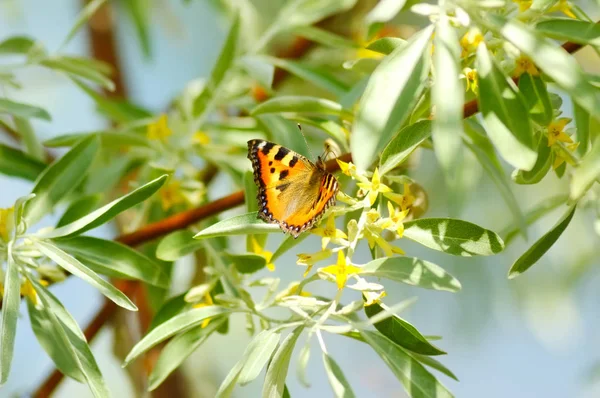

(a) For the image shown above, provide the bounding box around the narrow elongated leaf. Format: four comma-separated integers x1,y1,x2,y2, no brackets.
36,174,167,239
573,101,590,155
216,360,244,398
271,233,308,262
535,18,600,49
252,96,346,118
508,206,576,278
512,134,552,185
193,14,240,119
61,0,107,48
27,300,84,382
263,326,304,398
228,253,267,274
149,318,226,391
45,131,152,149
366,37,406,55
0,143,45,181
571,137,600,200
238,329,281,385
379,120,431,175
518,73,552,125
0,36,34,54
489,16,600,120
34,240,137,311
365,0,407,25
13,117,44,161
149,293,188,331
278,0,357,29
322,353,356,398
361,257,461,292
55,236,168,287
42,57,114,91
361,331,453,398
123,0,151,57
364,302,445,355
0,99,51,121
57,194,102,227
291,26,359,50
194,212,280,240
25,135,99,224
0,249,21,383
352,26,433,170
432,15,463,184
410,353,458,381
124,306,230,366
403,218,504,256
156,230,204,261
476,43,536,170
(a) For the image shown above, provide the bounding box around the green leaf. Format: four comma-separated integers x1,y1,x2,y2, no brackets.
13,117,45,161
193,13,240,119
25,135,99,224
194,212,280,240
475,43,536,170
238,329,281,385
379,120,431,175
55,236,168,287
322,353,356,398
365,0,407,26
277,0,357,29
239,55,275,89
149,318,226,391
227,253,267,274
30,279,109,397
508,206,576,278
518,73,552,125
256,115,311,158
57,194,102,227
0,249,21,384
411,353,458,381
156,230,204,261
511,134,552,185
251,96,346,118
123,306,231,366
489,15,600,120
291,26,359,50
41,56,114,91
0,143,45,181
364,302,445,355
366,37,406,55
361,257,461,292
27,300,84,382
535,18,600,49
291,117,349,151
571,137,600,200
0,98,51,121
263,326,304,398
123,0,151,58
253,56,349,97
148,293,188,331
360,331,453,398
61,0,107,48
351,25,433,170
0,36,34,54
403,218,505,256
45,131,151,149
573,101,590,156
432,15,464,186
271,234,309,262
36,175,167,239
34,240,137,311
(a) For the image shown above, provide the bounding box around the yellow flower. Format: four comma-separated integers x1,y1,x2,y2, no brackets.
548,0,576,18
20,279,47,305
275,282,311,301
311,216,348,250
297,249,333,277
364,209,405,256
357,168,392,206
319,251,362,290
460,28,483,57
192,131,210,145
514,55,539,77
147,114,172,142
513,0,532,12
250,236,275,271
159,180,187,211
336,159,367,182
0,207,14,243
384,201,409,237
353,32,384,60
364,290,387,307
547,118,573,147
463,68,478,94
384,183,416,211
365,227,405,256
192,293,214,328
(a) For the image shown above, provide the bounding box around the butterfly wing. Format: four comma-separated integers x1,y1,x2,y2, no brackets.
247,140,338,237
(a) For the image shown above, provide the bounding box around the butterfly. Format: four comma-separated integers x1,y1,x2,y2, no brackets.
247,139,339,238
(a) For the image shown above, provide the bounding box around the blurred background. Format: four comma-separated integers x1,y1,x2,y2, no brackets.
1,0,600,397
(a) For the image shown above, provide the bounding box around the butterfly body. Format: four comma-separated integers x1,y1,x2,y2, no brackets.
247,139,339,238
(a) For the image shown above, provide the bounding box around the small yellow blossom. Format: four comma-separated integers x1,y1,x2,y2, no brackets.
319,251,362,290
20,279,47,305
513,0,532,12
250,236,275,271
460,28,484,57
353,32,385,60
311,216,348,250
364,290,387,306
275,282,311,301
0,207,14,243
147,114,172,142
463,68,478,94
192,131,210,145
336,159,366,182
357,168,392,206
383,201,409,237
297,249,333,277
547,118,572,147
384,183,416,211
365,227,405,257
192,292,214,328
549,0,576,18
514,55,539,77
159,180,187,211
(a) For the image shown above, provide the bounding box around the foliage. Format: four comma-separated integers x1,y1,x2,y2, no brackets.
0,0,599,397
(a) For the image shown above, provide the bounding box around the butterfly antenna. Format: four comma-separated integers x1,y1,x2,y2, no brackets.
297,123,315,159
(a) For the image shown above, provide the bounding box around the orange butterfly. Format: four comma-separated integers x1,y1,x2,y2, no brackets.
247,139,339,238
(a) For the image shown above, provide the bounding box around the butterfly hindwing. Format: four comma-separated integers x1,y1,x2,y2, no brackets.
247,139,338,237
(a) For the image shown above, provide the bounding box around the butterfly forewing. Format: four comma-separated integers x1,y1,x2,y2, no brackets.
247,139,338,237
